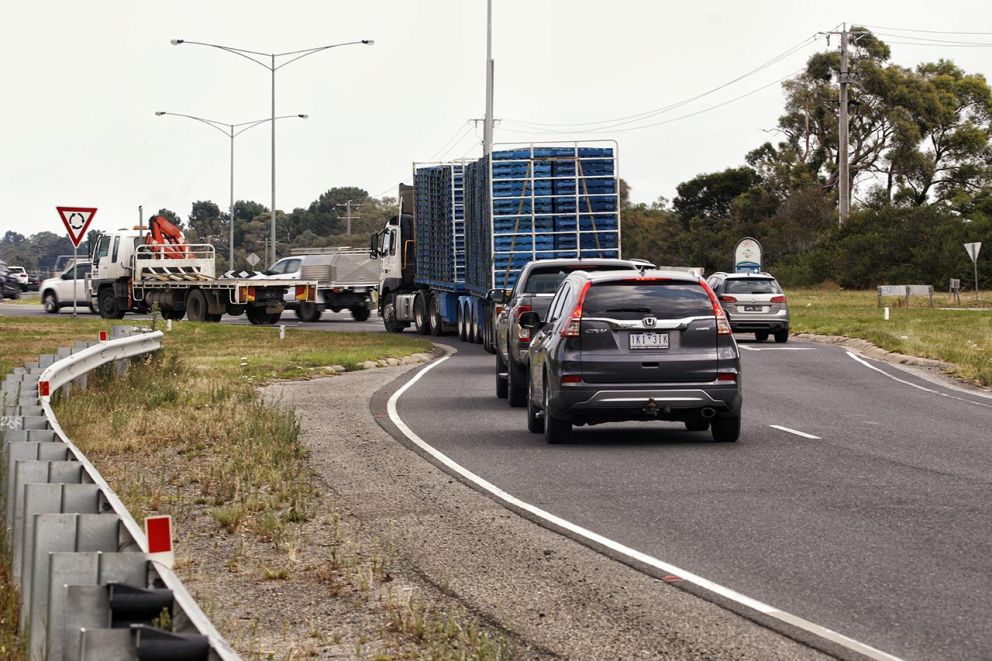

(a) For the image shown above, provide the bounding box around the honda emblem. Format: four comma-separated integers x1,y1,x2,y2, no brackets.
643,316,657,328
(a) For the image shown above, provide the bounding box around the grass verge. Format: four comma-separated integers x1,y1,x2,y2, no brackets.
33,320,516,657
789,288,992,386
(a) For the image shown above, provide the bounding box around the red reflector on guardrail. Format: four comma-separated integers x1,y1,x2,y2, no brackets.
145,515,175,569
98,330,108,342
39,381,50,397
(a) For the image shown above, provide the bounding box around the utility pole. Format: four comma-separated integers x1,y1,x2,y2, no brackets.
838,24,851,225
483,0,494,157
336,200,363,235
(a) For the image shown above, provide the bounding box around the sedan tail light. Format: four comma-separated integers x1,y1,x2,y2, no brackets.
770,295,786,303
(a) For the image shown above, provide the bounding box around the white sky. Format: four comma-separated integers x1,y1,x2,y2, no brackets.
3,0,991,238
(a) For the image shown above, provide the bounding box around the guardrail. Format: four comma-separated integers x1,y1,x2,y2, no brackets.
1,326,239,661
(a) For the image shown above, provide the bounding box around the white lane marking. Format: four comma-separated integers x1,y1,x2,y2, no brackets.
740,345,814,351
769,425,821,440
846,351,992,410
388,356,901,661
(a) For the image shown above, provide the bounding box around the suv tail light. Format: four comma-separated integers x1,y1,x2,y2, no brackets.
770,295,786,303
514,304,533,343
719,295,737,303
701,279,733,335
561,282,592,337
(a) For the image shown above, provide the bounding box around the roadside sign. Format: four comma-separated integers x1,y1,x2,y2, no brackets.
734,237,763,273
246,252,260,268
964,242,981,263
145,515,175,569
56,206,97,247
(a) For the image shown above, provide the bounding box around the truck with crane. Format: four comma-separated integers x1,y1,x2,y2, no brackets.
370,142,622,351
87,215,317,324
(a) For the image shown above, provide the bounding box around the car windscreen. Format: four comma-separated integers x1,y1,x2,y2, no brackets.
723,278,781,295
582,281,714,320
523,264,634,294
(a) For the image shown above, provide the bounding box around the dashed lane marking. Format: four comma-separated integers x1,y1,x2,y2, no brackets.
769,425,821,439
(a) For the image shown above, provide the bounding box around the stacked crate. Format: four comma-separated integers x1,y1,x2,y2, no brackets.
413,162,466,290
464,143,621,295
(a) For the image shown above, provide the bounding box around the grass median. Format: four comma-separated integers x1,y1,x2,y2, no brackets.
789,288,992,386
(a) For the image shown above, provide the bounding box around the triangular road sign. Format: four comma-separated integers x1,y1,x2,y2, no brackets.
56,206,97,247
964,242,981,263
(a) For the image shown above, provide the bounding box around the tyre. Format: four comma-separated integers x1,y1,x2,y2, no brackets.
457,304,467,341
428,294,442,336
298,302,322,322
507,360,527,408
543,375,570,444
185,289,209,322
43,291,58,313
774,329,789,344
294,306,304,320
413,294,429,335
245,305,269,325
98,287,125,319
350,305,370,322
495,351,508,399
711,414,741,443
755,331,769,342
527,374,544,433
382,293,407,333
482,307,496,354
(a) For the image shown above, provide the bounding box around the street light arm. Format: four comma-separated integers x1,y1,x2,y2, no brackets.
155,111,232,137
231,114,308,138
171,39,273,70
273,40,373,70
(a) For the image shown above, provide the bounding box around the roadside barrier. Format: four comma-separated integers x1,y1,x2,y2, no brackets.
1,326,239,661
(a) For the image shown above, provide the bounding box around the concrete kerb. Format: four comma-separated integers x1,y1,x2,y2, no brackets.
0,327,239,661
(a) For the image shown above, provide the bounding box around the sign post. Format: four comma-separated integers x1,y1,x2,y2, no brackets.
964,242,982,303
734,237,763,273
56,206,97,317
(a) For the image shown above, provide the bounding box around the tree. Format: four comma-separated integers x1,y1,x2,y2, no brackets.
188,200,223,239
673,167,760,227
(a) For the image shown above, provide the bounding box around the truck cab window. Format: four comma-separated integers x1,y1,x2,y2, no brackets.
96,236,110,260
111,236,120,263
388,230,397,256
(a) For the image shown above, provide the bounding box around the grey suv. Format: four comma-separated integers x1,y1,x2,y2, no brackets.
707,272,789,343
521,269,742,443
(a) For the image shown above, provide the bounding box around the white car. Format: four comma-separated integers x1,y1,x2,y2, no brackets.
41,260,95,313
8,266,28,288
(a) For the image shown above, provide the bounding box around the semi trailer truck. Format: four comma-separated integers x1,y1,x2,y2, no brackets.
371,142,622,351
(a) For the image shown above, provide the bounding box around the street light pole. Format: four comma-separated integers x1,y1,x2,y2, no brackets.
154,111,307,267
171,38,374,266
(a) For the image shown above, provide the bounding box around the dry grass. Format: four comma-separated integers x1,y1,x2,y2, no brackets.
789,288,992,386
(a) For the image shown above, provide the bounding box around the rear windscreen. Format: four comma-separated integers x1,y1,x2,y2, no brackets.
523,265,635,294
582,282,713,319
723,278,781,294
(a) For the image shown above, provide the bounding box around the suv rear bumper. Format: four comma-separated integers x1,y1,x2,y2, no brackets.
551,382,741,422
729,319,789,332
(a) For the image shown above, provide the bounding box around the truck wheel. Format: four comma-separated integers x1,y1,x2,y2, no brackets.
299,302,322,322
428,294,442,336
413,294,429,335
98,287,125,319
43,291,59,313
457,304,466,341
185,289,209,322
382,294,406,333
350,306,370,322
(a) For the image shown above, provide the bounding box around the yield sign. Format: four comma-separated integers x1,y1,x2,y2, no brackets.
964,242,982,264
56,206,97,247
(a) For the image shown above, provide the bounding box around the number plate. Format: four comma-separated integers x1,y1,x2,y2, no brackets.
743,305,763,312
629,332,669,350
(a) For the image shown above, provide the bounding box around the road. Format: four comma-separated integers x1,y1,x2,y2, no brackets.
394,336,992,660
8,300,990,658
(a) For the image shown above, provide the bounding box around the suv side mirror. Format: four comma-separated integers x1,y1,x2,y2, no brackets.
486,288,508,304
519,311,542,330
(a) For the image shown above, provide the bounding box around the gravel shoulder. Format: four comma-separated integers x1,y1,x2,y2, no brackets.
266,360,831,660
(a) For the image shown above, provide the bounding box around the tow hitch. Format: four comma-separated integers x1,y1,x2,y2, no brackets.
644,398,659,417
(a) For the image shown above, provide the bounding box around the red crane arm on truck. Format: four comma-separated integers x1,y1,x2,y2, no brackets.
146,215,191,259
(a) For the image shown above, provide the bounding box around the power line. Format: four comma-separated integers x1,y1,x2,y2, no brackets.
500,33,820,132
870,31,992,47
861,24,992,36
429,121,473,161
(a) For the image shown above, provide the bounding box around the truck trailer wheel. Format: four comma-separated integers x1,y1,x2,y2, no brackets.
185,289,209,322
428,294,443,336
350,306,370,322
98,287,125,319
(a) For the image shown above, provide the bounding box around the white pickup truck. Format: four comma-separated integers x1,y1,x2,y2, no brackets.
41,259,95,313
263,248,378,322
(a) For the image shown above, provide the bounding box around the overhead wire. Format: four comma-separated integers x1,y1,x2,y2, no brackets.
429,121,474,161
861,24,992,36
501,33,820,132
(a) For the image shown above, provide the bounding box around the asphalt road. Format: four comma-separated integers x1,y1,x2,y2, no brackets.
395,336,992,660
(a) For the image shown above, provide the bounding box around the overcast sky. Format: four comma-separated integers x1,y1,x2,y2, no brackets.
3,0,991,240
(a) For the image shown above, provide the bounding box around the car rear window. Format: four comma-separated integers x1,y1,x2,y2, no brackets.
723,278,781,294
523,264,635,294
582,282,714,319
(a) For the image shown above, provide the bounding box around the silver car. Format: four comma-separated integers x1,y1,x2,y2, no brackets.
707,272,789,343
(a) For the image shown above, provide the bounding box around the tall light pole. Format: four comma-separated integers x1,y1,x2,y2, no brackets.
170,38,374,265
483,0,494,157
154,111,307,267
